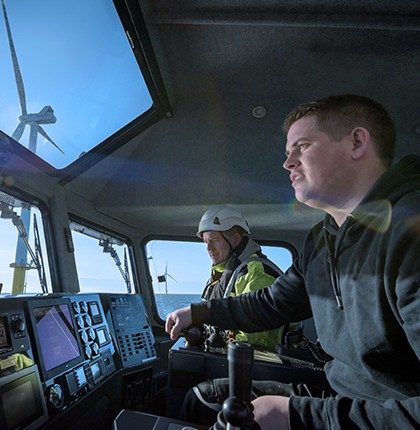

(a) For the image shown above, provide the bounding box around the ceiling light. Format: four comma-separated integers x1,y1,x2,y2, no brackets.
251,106,267,119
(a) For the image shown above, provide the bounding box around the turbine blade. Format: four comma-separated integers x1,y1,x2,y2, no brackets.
167,274,177,282
38,126,65,154
11,121,25,141
2,0,27,115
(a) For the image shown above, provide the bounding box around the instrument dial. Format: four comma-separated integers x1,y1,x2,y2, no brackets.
91,342,99,356
72,301,81,314
13,317,25,333
48,384,64,409
84,314,92,327
87,328,96,341
84,345,92,359
80,301,88,313
76,316,84,329
80,330,89,343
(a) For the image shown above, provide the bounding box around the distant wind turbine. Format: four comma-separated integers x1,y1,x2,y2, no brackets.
157,261,176,294
2,0,64,293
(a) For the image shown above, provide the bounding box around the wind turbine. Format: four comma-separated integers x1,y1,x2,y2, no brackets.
2,0,63,154
158,261,176,294
2,0,64,293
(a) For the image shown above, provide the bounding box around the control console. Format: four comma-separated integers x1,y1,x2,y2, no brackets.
70,294,116,388
0,293,157,429
101,294,157,367
0,297,48,430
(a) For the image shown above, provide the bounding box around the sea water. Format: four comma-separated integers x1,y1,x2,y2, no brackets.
154,293,202,319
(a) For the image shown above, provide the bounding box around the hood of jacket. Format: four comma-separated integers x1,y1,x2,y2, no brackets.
365,154,420,204
324,155,420,241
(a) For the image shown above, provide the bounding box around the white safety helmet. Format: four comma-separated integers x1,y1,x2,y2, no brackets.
197,205,250,238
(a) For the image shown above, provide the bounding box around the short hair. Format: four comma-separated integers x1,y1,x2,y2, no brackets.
283,94,396,167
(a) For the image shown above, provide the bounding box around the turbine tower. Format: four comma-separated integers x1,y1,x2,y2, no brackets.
2,0,64,293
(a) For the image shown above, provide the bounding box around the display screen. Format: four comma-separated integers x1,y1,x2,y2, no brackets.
0,367,47,430
33,304,81,372
96,328,108,346
91,362,102,381
89,302,100,318
0,315,11,350
3,380,37,428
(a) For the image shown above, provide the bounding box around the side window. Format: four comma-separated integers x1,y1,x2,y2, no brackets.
145,239,294,320
0,190,51,294
70,221,134,294
146,240,208,320
260,245,294,273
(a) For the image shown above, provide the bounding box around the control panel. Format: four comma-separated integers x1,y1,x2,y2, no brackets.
21,294,117,417
70,294,116,386
0,300,30,359
0,297,48,430
0,293,157,429
101,294,157,368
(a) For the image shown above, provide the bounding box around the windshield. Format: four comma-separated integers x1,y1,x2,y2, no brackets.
0,0,152,169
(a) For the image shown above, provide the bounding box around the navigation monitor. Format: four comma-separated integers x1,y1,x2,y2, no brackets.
27,298,84,381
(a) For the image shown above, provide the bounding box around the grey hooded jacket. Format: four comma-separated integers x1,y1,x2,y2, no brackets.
191,155,420,429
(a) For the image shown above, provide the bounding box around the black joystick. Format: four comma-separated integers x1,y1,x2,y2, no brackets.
205,327,227,352
212,341,260,430
182,325,206,349
222,397,251,427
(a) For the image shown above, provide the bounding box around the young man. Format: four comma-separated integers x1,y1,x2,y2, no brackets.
166,95,419,429
197,204,285,352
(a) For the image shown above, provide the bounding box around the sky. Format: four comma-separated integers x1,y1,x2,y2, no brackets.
0,1,293,299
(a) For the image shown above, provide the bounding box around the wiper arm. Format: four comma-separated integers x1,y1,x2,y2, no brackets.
11,212,48,293
99,239,132,293
33,215,48,294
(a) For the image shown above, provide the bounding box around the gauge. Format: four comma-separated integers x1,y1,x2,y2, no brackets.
84,345,92,359
76,315,84,329
80,330,88,343
72,301,81,314
91,342,99,356
87,328,96,341
48,384,64,409
84,314,92,327
80,301,88,313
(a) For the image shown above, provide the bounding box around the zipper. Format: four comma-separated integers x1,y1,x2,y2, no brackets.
323,226,345,310
327,252,343,309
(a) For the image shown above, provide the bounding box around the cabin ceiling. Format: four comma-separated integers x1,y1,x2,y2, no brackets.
66,1,420,240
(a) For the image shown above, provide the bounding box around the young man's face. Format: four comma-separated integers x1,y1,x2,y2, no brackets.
283,116,353,210
202,231,231,265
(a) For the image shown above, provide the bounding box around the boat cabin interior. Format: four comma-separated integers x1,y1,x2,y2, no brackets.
0,1,418,429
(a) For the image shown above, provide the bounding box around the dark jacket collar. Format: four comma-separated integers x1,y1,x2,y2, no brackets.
323,155,420,239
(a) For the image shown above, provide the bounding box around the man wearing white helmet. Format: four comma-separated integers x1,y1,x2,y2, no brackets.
172,205,294,426
196,205,286,351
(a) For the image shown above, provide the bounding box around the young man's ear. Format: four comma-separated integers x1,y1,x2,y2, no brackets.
351,127,371,160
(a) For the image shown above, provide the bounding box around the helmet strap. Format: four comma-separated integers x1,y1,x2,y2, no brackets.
220,232,238,257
